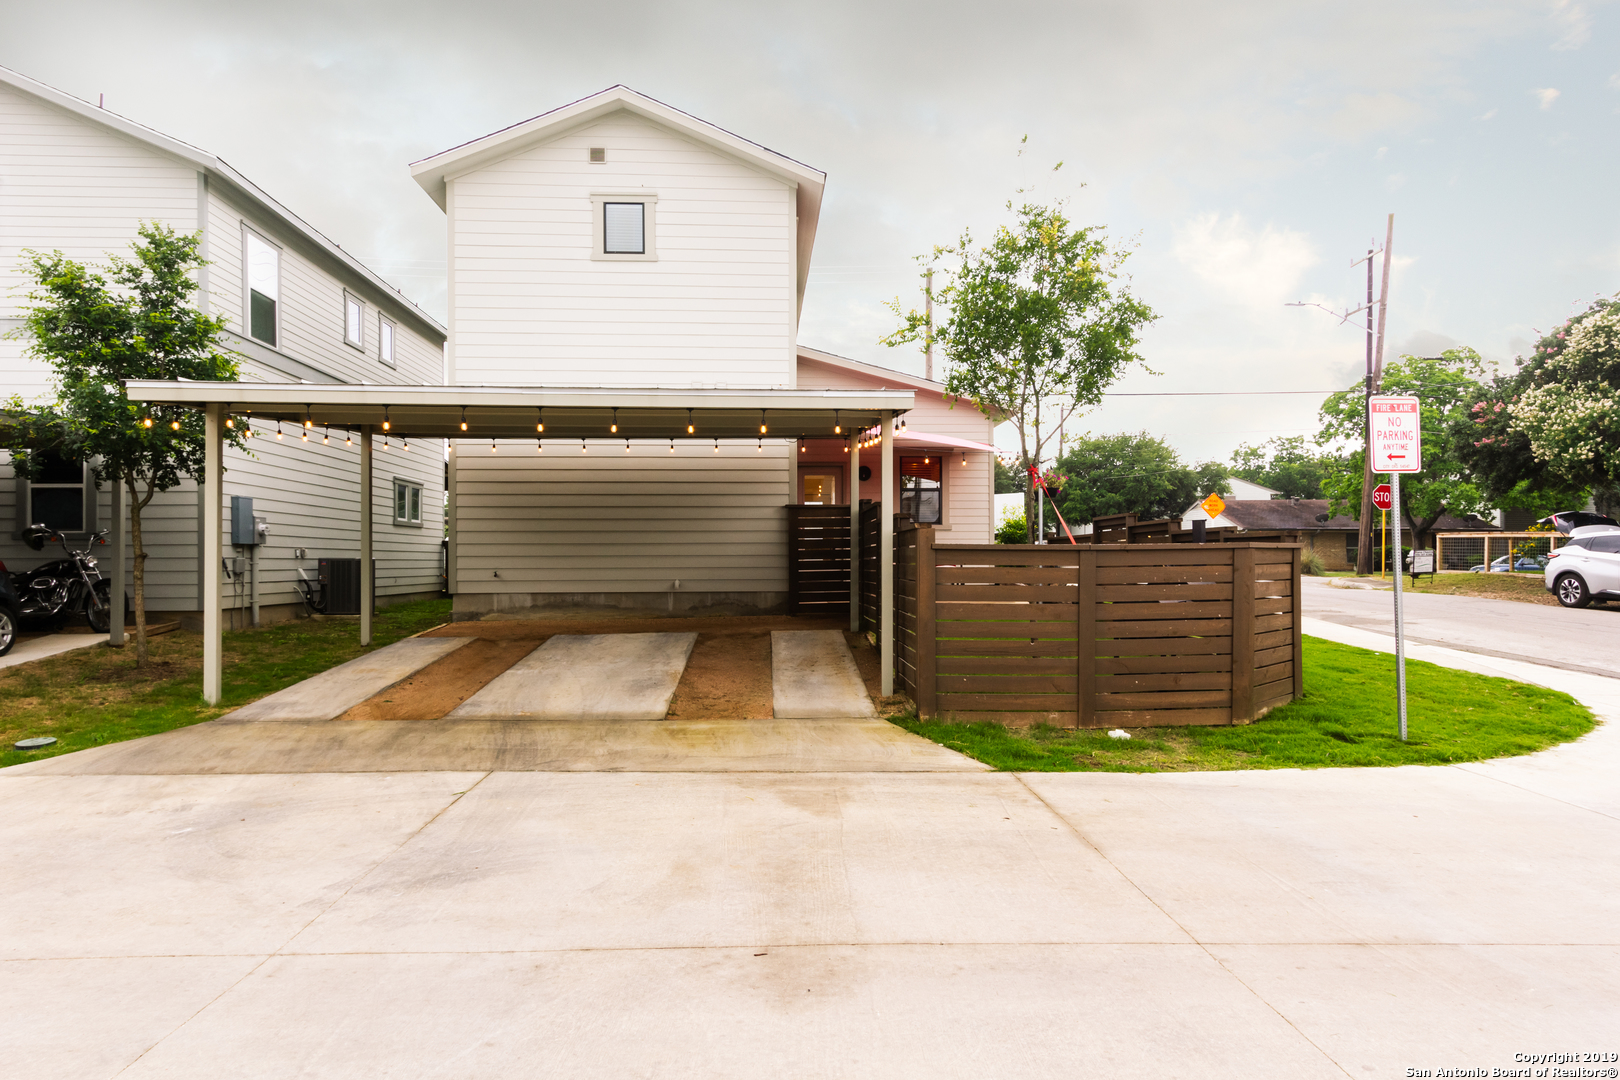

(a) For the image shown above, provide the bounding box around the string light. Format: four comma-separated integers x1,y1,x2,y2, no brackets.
142,416,153,428
833,409,841,435
536,406,544,434
382,406,391,432
799,439,805,453
686,408,695,435
171,420,181,431
345,430,353,446
490,437,497,453
961,452,967,466
380,434,388,451
669,438,675,453
304,405,313,430
713,437,719,453
624,438,630,453
225,417,235,429
323,426,330,445
610,407,618,434
759,409,768,435
581,438,588,453
402,435,410,452
276,421,283,440
460,406,468,432
301,425,308,442
536,436,543,453
757,437,762,452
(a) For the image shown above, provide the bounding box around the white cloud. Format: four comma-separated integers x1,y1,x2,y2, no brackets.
1550,0,1591,50
1171,213,1318,309
1532,86,1561,109
1375,146,1389,159
1479,108,1498,120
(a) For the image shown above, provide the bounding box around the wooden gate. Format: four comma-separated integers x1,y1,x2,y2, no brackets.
785,505,854,616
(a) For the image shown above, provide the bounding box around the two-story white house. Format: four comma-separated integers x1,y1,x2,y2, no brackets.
0,65,448,626
406,85,996,617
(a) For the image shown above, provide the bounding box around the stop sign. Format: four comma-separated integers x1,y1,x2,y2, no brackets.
1372,483,1393,511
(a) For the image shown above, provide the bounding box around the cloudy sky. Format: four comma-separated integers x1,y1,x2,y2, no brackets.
3,0,1614,463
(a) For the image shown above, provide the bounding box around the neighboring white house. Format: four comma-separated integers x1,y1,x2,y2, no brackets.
408,86,997,616
0,66,448,625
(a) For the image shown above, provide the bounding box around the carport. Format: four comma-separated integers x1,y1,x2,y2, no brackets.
124,381,914,707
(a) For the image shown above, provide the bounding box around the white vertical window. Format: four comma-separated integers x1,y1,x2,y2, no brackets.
245,232,279,346
393,479,423,525
345,294,364,349
603,202,645,254
378,317,395,366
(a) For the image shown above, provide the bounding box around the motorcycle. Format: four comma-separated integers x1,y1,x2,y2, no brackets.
12,523,118,632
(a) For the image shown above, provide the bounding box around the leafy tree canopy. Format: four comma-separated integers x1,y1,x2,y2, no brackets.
1052,431,1227,525
1317,348,1490,535
994,455,1025,494
1228,435,1333,500
883,192,1157,524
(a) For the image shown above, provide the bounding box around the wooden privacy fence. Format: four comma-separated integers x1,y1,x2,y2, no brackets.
893,522,1303,727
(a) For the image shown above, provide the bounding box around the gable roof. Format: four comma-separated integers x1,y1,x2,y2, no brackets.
410,86,826,311
0,64,445,342
796,345,1011,422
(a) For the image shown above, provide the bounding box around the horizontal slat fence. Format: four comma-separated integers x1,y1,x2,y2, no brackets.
785,505,854,616
901,528,1302,727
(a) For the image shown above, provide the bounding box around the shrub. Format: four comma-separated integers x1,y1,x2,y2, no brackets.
995,514,1028,544
1299,548,1326,576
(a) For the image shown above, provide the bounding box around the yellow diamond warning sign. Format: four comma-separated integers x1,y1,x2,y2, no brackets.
1199,492,1225,519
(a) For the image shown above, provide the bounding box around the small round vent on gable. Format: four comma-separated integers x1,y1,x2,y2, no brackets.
589,147,605,163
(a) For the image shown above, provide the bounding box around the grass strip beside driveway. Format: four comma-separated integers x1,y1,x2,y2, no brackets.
892,636,1595,772
1,599,452,768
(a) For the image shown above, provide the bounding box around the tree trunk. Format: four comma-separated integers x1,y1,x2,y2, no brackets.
125,475,151,666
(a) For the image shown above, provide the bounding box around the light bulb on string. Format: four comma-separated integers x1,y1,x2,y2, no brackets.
490,437,496,453
713,437,719,453
536,406,544,434
624,439,630,453
226,417,235,429
345,431,353,446
323,426,330,445
536,437,543,453
171,420,181,431
380,434,388,451
402,436,410,452
756,437,762,452
581,438,587,453
276,421,283,440
610,407,618,434
833,410,841,435
382,406,391,432
669,438,675,453
686,408,695,435
304,405,313,430
460,406,468,432
759,409,768,435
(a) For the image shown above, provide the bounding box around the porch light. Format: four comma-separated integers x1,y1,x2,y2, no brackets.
304,405,312,429
460,406,468,432
382,406,391,432
687,408,695,434
611,408,619,434
537,407,544,433
834,410,841,435
759,409,768,434
961,452,967,466
923,456,929,464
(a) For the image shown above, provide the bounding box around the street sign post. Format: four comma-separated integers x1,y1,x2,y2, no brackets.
1369,396,1421,742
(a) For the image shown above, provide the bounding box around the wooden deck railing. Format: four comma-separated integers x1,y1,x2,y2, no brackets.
893,522,1302,727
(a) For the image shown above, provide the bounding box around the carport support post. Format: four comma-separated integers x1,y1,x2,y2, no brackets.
360,425,373,648
108,478,125,647
202,403,224,705
880,411,895,696
849,432,860,632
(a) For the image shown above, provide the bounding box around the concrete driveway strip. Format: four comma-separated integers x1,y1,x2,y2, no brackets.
221,636,471,721
448,631,697,720
772,629,877,718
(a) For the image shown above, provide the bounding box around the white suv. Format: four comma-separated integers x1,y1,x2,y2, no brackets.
1545,526,1620,607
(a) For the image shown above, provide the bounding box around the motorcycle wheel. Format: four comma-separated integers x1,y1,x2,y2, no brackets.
86,579,113,633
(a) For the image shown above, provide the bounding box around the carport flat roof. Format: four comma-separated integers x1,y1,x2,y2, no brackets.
125,381,914,440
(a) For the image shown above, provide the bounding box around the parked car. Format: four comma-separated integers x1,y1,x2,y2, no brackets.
1544,531,1620,607
1538,510,1620,535
0,559,19,656
1469,555,1546,573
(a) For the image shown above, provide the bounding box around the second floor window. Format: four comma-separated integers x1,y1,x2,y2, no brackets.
245,231,279,346
603,202,645,254
345,294,364,349
379,317,395,367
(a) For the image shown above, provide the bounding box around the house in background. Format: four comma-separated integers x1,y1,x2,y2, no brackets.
0,65,447,626
408,86,997,617
1183,496,1500,571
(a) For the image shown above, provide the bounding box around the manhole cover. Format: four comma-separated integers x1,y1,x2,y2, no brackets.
14,737,57,751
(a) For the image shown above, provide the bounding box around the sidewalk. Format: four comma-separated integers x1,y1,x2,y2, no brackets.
0,632,104,672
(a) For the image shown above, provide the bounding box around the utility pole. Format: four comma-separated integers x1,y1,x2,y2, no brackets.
924,269,934,382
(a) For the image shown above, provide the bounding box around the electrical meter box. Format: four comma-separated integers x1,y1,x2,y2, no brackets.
230,496,258,546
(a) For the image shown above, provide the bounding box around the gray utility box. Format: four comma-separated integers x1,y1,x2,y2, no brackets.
230,496,258,546
318,558,363,615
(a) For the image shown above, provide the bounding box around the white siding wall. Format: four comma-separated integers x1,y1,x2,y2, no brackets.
797,358,996,544
453,441,791,601
450,112,796,389
0,81,447,610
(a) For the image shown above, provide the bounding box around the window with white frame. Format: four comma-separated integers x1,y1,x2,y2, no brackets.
244,230,280,346
23,450,89,533
393,478,422,526
344,293,364,350
378,316,395,367
590,193,657,261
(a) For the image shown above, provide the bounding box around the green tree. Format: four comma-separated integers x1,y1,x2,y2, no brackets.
1456,295,1620,517
993,455,1025,494
1317,349,1490,541
3,223,244,664
1052,432,1227,525
1229,435,1332,499
882,194,1156,526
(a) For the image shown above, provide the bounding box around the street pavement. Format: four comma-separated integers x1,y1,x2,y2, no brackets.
1301,574,1619,675
2,602,1617,1077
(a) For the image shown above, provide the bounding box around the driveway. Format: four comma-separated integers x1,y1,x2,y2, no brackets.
2,629,1616,1076
1302,574,1619,675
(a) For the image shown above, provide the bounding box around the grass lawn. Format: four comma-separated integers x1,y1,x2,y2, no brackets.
1,598,452,769
891,635,1595,772
1334,571,1558,606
